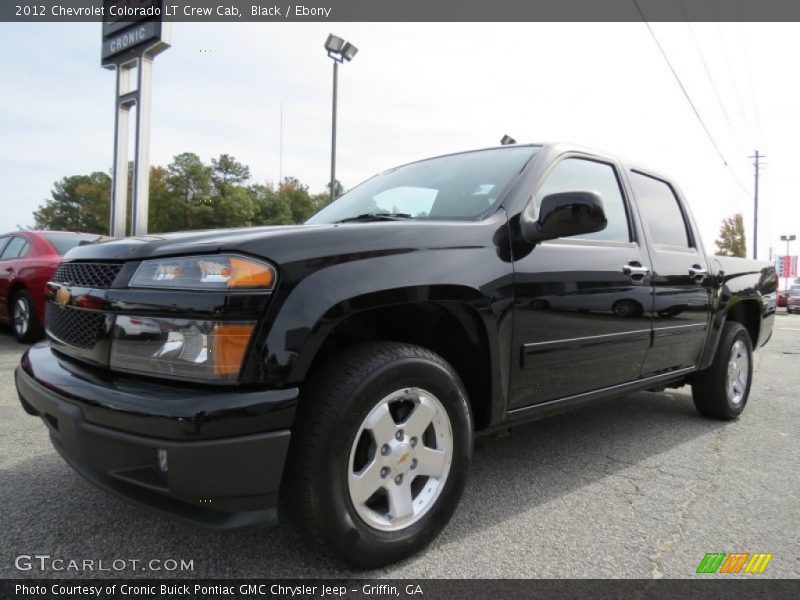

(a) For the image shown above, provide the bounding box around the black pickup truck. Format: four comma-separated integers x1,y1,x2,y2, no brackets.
16,143,776,566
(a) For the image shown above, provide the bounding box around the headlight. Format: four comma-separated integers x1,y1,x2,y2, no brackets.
111,316,255,381
129,254,275,290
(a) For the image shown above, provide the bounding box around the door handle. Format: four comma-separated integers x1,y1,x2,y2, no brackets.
688,265,708,282
3,267,12,273
622,262,651,281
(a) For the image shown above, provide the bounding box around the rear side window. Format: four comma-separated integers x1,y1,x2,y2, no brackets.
0,237,28,260
629,172,691,248
535,158,631,242
0,237,9,256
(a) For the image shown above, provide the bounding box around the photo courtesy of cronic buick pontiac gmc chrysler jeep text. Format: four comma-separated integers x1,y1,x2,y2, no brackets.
16,144,776,567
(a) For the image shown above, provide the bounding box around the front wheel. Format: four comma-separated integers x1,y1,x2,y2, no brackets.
11,290,43,343
282,342,472,567
691,321,753,420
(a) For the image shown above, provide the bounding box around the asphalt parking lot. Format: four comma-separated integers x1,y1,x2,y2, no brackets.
1,315,799,579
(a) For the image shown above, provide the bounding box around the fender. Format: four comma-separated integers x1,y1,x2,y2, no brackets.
249,218,516,422
698,260,776,371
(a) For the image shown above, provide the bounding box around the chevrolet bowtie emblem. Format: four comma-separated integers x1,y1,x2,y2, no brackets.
55,285,71,307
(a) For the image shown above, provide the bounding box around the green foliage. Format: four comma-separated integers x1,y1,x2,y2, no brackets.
714,213,747,258
33,154,344,235
33,172,111,234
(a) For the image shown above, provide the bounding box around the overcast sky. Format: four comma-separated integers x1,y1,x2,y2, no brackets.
1,22,797,260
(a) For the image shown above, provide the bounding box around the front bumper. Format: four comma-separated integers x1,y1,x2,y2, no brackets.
16,343,298,529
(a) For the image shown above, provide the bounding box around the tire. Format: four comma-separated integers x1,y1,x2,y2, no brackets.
282,342,472,568
11,289,43,344
691,322,753,420
612,299,644,318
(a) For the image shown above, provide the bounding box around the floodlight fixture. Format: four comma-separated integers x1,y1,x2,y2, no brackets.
325,34,345,54
341,42,359,62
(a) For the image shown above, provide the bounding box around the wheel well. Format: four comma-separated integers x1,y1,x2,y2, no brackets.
726,300,760,347
306,302,493,431
7,282,25,310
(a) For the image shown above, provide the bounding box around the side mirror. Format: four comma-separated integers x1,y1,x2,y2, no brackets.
520,191,607,243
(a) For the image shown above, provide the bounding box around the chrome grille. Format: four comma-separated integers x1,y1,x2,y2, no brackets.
52,262,122,289
46,304,107,350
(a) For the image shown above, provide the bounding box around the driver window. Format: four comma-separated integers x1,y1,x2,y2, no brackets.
535,158,631,242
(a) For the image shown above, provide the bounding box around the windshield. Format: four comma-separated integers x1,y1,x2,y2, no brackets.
790,288,800,297
306,146,538,224
43,233,105,255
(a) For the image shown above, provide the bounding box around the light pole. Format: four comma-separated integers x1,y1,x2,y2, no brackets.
324,34,358,203
781,234,796,292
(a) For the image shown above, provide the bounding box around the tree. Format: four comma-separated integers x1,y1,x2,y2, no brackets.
211,154,251,191
166,152,213,230
250,183,293,225
325,179,346,200
210,154,254,228
33,153,341,234
149,166,183,233
279,177,317,223
33,172,111,234
714,213,746,257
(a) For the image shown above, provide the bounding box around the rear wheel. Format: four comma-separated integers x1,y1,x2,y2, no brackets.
691,322,752,420
282,342,472,567
11,290,43,343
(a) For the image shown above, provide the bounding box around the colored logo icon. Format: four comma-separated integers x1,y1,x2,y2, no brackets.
696,552,773,574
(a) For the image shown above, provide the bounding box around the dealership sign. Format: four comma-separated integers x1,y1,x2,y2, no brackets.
775,255,798,278
102,20,162,61
102,0,171,238
102,0,167,63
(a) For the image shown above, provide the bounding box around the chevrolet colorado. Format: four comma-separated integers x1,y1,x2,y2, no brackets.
16,143,776,567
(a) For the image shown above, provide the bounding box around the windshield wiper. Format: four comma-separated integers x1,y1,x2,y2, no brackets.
335,212,413,223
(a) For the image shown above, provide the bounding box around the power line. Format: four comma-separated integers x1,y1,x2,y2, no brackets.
714,23,758,151
738,21,766,149
677,0,748,154
632,0,751,199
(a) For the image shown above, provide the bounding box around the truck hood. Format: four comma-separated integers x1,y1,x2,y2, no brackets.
65,224,311,261
63,218,502,267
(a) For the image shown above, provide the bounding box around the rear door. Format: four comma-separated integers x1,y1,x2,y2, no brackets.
627,170,712,375
509,155,654,408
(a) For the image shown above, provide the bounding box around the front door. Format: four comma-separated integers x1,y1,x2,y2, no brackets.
509,156,653,409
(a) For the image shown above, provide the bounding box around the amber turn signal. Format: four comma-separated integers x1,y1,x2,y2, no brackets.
229,258,275,289
212,323,256,375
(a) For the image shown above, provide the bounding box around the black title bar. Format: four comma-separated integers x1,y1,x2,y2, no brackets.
4,579,800,600
5,0,800,22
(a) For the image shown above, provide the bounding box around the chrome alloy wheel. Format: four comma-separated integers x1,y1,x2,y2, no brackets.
347,387,453,532
13,297,30,338
726,339,749,404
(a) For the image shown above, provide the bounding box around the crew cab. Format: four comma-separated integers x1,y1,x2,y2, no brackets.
16,144,776,567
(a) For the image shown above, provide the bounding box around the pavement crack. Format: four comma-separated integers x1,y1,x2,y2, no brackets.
648,428,730,578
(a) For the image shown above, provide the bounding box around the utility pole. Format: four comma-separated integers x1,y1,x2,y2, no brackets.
749,150,766,260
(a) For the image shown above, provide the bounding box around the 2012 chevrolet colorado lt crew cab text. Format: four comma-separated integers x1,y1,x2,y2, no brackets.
16,143,776,566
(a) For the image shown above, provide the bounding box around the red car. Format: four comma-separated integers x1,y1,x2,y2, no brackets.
0,231,106,342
